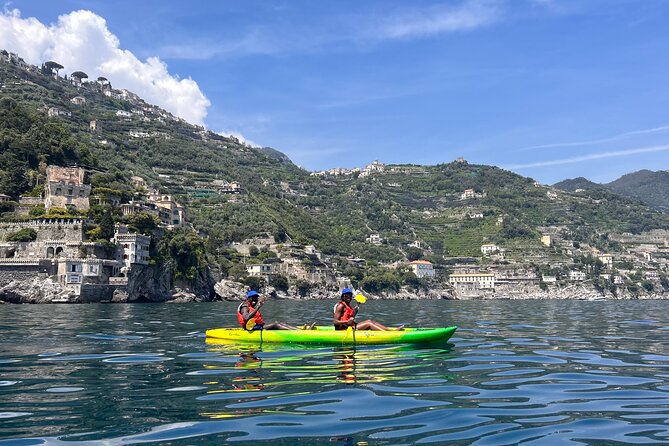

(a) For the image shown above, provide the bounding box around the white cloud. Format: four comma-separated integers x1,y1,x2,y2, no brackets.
371,0,501,40
506,144,669,169
517,124,669,151
0,9,210,124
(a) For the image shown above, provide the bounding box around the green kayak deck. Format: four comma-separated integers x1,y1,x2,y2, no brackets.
205,326,457,345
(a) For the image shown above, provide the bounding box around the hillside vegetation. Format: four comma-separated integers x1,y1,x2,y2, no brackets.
2,53,669,294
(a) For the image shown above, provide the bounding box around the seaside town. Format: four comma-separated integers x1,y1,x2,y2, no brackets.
1,48,669,303
1,161,668,303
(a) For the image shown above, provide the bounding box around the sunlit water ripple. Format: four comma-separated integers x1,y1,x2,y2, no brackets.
1,300,668,445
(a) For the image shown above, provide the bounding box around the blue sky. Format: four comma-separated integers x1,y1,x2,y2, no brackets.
2,0,669,184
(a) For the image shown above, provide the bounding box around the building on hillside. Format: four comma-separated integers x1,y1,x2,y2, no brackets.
409,260,435,278
70,96,86,105
461,189,476,200
131,176,147,190
44,166,91,211
480,244,499,255
644,270,660,280
598,253,613,269
366,234,383,245
541,234,553,247
116,110,132,118
47,107,71,118
542,275,557,283
145,189,185,228
246,264,273,276
0,194,11,202
113,225,150,269
569,270,586,281
612,275,625,285
359,160,385,177
89,120,100,132
449,272,495,290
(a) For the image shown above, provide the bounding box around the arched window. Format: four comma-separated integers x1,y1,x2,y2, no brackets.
46,247,54,258
55,247,64,257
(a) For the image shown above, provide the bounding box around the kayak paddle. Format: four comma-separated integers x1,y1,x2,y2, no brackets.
355,294,367,303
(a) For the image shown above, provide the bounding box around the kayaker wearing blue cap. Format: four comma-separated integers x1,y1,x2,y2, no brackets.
333,288,403,331
238,290,311,330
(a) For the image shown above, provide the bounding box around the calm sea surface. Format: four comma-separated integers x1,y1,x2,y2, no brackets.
1,299,668,445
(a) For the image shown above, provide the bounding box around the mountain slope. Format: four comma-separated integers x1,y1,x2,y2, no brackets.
553,177,602,192
2,52,669,291
606,170,669,213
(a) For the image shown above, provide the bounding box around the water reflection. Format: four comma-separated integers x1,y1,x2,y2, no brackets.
1,300,669,445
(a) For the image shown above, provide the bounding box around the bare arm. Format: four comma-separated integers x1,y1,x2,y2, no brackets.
241,299,264,323
334,302,354,326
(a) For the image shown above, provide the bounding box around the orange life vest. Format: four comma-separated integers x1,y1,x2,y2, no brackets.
334,301,355,328
237,301,264,329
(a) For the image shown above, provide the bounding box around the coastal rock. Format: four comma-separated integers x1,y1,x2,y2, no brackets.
0,276,68,303
214,279,247,301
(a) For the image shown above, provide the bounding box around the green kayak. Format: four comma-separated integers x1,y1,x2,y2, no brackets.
205,326,457,346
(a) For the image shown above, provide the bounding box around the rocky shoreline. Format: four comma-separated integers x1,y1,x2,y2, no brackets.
1,275,667,303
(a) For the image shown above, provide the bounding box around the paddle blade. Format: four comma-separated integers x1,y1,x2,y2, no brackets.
355,294,367,303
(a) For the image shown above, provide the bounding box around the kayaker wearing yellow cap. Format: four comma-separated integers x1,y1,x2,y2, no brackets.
333,288,403,331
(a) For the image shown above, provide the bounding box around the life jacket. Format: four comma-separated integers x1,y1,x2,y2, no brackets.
237,301,264,329
334,301,355,325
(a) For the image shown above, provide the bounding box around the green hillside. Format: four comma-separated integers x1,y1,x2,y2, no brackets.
2,53,669,293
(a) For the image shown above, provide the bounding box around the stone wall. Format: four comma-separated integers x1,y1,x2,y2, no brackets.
0,219,84,243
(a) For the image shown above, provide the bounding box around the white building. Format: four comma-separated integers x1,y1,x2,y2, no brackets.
409,260,435,278
598,254,613,268
113,225,150,268
481,244,499,255
569,270,586,281
449,273,495,289
461,189,476,200
366,234,383,245
246,264,273,276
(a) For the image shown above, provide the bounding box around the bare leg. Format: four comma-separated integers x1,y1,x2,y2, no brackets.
263,321,299,330
355,320,405,331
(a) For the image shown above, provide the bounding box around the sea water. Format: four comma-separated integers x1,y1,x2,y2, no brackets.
1,299,668,445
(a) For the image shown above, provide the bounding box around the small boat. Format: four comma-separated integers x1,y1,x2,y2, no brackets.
205,326,457,346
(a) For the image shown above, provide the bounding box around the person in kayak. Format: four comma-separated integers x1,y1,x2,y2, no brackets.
238,290,313,330
333,288,403,331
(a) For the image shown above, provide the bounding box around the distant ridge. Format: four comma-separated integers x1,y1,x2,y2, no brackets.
607,170,669,213
554,170,669,213
552,177,601,192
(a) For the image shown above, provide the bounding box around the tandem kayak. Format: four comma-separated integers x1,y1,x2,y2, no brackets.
205,326,457,346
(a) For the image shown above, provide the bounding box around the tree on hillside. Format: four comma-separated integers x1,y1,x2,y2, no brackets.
71,71,88,81
43,61,63,77
96,76,111,89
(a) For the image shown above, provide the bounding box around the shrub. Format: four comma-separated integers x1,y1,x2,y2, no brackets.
6,228,37,242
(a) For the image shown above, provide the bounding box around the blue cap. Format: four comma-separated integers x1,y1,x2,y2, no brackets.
246,290,259,299
341,287,353,296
